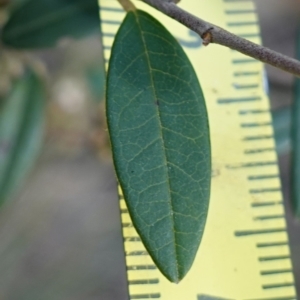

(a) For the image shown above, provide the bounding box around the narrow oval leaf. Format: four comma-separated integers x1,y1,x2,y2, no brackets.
107,10,211,282
0,70,45,205
2,0,99,48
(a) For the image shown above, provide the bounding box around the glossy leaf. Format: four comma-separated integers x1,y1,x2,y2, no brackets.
0,70,45,205
291,26,300,219
106,10,211,282
2,0,99,49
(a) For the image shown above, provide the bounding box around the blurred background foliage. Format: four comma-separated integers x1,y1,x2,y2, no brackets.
0,0,298,299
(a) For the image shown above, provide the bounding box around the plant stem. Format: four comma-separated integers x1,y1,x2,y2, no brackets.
141,0,300,77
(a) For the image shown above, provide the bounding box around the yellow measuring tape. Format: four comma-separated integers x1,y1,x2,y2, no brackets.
99,1,297,299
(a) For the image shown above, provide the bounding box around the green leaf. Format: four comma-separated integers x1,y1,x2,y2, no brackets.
0,70,46,205
2,0,99,49
106,10,211,282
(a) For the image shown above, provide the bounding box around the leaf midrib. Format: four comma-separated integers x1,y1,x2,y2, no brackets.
134,12,179,280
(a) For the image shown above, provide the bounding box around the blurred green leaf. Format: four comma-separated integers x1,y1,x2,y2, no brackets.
291,25,300,218
2,0,99,49
107,10,211,283
86,65,105,102
0,79,27,184
0,70,46,205
8,0,29,10
272,106,291,155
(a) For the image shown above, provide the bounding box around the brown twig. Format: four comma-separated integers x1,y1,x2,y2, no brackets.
118,0,136,11
141,0,300,77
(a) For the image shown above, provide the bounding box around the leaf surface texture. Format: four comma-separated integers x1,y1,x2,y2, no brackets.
107,10,211,282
